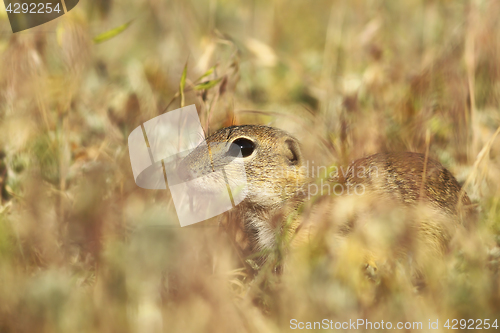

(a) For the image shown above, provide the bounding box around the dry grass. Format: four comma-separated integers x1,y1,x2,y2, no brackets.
1,0,500,332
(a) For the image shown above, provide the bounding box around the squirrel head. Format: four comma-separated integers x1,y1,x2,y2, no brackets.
178,125,310,210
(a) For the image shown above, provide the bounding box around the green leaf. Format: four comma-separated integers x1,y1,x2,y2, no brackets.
93,21,133,44
194,78,222,91
180,62,188,107
196,65,217,82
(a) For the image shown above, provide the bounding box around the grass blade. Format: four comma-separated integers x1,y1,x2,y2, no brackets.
93,21,133,44
196,65,217,82
194,78,222,91
180,62,188,107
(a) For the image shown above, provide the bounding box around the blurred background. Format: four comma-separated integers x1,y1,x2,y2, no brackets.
0,0,500,332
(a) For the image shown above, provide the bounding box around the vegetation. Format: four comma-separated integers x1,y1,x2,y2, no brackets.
0,0,499,332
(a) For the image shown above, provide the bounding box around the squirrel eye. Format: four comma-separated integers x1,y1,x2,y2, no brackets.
227,138,255,158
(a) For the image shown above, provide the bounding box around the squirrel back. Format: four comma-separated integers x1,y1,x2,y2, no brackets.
178,125,477,268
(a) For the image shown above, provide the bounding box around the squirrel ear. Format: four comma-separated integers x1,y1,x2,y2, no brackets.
284,139,302,166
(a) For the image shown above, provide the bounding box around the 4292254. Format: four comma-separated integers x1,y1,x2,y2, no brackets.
444,319,498,330
5,2,62,14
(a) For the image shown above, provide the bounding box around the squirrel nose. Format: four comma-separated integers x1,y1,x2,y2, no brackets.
177,163,192,182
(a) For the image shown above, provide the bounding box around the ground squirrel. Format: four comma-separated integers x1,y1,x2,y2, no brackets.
178,125,477,271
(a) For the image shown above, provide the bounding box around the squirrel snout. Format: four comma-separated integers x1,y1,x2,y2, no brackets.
177,163,194,182
176,160,210,183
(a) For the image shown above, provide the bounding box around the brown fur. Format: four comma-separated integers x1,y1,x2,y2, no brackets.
179,125,477,271
336,152,477,224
